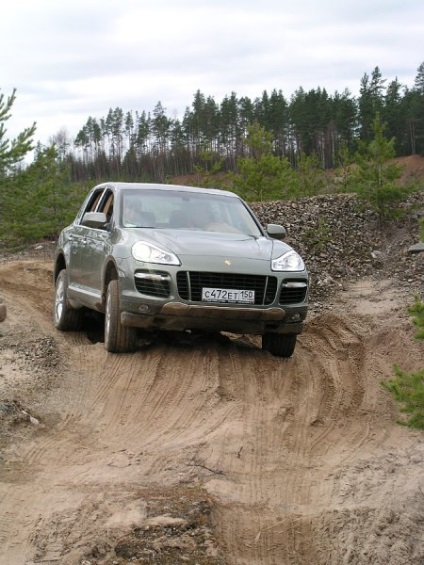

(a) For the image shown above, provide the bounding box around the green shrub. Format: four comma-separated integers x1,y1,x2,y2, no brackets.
382,296,424,430
382,365,424,429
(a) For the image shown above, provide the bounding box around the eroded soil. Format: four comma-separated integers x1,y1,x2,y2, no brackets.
0,259,423,565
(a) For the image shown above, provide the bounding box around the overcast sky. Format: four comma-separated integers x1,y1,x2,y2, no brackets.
2,0,423,146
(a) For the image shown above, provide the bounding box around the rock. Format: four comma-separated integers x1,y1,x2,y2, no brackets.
408,242,424,254
0,302,6,322
251,191,424,307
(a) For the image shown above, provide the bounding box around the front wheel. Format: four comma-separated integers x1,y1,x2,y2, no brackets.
262,333,297,358
53,269,83,331
104,279,137,353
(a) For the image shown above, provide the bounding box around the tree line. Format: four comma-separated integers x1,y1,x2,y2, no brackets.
55,63,424,183
1,62,424,246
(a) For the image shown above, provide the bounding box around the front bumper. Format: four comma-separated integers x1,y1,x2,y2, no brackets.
120,301,306,335
117,256,308,335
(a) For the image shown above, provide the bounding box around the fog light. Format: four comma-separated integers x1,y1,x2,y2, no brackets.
291,313,301,322
138,304,150,313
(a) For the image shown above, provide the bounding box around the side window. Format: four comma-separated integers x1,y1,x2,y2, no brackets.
86,190,103,213
77,188,114,229
98,191,114,222
76,189,104,225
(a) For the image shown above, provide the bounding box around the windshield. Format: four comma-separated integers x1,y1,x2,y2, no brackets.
120,189,263,236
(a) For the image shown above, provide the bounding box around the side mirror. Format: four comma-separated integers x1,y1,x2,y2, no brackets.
266,223,286,240
81,212,108,228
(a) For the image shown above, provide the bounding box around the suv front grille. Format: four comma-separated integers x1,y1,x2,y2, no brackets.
176,271,278,305
279,280,308,304
134,270,171,297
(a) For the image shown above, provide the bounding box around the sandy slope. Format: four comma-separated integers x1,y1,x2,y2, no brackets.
0,259,423,565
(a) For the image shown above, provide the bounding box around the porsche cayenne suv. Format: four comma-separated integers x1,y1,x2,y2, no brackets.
53,182,309,356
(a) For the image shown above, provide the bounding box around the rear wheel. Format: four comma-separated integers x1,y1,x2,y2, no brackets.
104,279,137,353
262,333,297,358
53,269,83,331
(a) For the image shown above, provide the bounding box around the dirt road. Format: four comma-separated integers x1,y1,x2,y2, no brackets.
0,258,423,564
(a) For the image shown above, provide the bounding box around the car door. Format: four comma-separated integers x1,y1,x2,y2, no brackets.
78,189,114,297
67,188,105,290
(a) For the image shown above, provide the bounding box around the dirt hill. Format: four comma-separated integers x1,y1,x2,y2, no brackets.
0,161,423,565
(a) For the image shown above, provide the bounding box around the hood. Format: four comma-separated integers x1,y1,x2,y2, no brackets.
134,228,293,260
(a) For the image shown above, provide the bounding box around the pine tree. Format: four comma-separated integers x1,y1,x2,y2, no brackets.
353,112,409,223
232,122,295,201
0,145,83,244
358,67,386,142
0,88,36,177
383,78,404,153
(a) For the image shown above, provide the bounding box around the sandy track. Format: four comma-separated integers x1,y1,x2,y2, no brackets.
0,259,423,564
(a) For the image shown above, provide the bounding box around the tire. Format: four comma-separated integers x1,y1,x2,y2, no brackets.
53,269,83,331
104,279,137,353
262,333,297,358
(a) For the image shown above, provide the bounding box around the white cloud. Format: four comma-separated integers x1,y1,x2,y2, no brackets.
1,0,423,144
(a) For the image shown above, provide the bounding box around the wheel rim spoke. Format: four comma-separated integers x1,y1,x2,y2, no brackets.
55,278,65,321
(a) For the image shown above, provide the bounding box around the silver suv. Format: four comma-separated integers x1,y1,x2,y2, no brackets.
53,183,309,356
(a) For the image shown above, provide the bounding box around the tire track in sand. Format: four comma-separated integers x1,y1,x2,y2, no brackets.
1,260,423,565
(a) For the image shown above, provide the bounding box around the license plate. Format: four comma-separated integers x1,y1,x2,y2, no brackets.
201,287,255,304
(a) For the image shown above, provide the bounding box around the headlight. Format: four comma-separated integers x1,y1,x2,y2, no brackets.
272,250,305,271
132,241,180,265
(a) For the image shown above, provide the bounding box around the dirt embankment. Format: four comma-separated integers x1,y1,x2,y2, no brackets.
0,187,424,564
